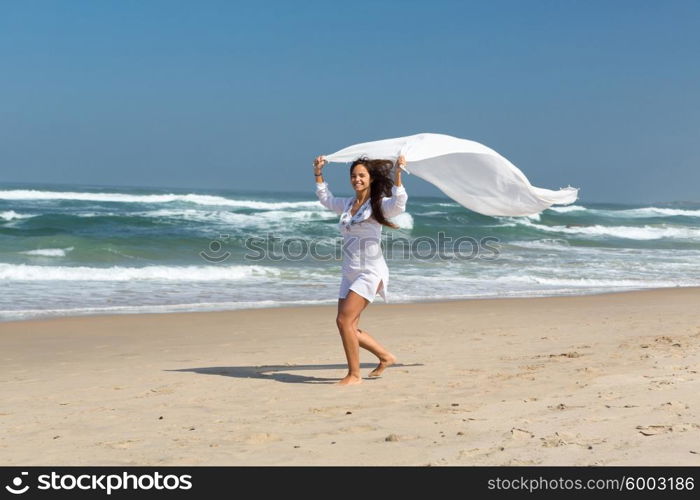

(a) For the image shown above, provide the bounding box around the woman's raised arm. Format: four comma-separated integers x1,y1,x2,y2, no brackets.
382,155,408,218
313,155,346,215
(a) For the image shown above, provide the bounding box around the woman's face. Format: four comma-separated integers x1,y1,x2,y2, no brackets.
350,164,372,194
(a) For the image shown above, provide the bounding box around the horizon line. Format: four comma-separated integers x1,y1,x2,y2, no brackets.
0,179,697,207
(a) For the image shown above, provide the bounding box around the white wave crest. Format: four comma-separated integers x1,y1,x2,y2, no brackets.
135,208,330,226
509,239,571,250
1,210,35,221
546,205,587,213
413,211,448,216
0,263,282,281
20,247,74,257
492,275,691,288
547,204,700,218
512,218,700,240
0,298,338,321
612,207,700,218
0,189,320,209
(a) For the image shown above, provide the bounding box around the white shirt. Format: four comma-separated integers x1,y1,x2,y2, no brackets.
315,181,408,302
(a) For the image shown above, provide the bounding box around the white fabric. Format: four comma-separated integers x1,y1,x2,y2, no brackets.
315,181,408,303
324,132,579,216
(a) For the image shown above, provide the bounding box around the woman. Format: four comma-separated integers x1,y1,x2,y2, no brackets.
313,154,408,386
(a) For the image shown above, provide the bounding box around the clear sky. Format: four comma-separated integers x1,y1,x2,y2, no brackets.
1,0,698,204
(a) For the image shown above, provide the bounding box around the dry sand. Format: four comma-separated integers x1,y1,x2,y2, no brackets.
1,287,699,465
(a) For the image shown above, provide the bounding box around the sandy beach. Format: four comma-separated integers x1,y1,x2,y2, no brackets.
1,287,699,466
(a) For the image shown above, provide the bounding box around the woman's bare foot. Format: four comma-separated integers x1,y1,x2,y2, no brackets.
337,374,362,386
368,353,396,378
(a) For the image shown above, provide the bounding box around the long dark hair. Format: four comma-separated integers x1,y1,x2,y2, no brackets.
350,156,398,229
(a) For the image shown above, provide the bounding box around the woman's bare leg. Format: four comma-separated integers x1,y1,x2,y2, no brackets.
335,290,367,385
354,324,397,378
350,280,396,377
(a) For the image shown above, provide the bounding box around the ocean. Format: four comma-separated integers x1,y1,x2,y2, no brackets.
1,182,699,322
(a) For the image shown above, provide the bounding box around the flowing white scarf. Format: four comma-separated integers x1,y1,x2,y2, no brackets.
324,133,579,216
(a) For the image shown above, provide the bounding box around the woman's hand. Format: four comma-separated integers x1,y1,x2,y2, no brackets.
394,155,406,187
313,155,327,171
313,155,326,182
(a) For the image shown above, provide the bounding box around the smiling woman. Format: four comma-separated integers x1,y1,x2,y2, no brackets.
313,154,408,386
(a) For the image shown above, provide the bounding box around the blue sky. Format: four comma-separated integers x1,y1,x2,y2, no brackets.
1,0,698,203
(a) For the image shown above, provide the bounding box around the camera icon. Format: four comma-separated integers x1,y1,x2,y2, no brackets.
200,234,232,263
5,472,29,494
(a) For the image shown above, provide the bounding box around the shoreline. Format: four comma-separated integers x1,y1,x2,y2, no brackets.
2,284,698,325
2,286,699,465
